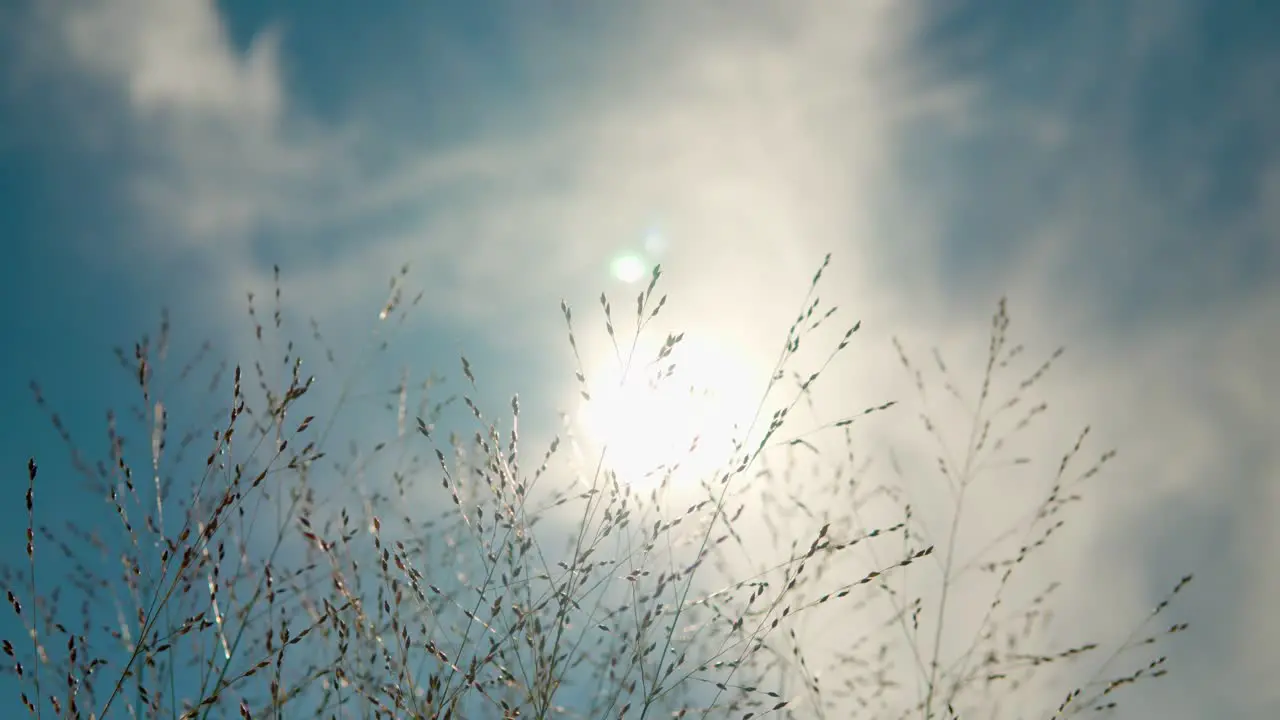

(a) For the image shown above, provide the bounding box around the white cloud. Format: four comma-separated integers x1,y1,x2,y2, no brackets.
24,0,339,246
59,0,282,124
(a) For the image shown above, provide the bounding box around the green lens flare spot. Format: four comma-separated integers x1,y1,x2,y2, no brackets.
611,254,647,284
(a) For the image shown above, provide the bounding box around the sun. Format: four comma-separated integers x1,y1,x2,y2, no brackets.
576,334,762,489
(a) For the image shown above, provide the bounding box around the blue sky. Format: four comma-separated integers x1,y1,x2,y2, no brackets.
1,1,1277,718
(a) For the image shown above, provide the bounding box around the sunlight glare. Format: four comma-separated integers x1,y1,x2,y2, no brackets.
577,335,760,490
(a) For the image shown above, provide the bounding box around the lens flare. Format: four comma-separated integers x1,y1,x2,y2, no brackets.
611,254,647,284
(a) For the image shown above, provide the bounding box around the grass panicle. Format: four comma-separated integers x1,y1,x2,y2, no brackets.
1,258,1192,718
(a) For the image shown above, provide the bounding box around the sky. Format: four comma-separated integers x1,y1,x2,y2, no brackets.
0,0,1277,718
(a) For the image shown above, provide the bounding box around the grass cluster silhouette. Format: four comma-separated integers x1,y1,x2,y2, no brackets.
2,257,1192,718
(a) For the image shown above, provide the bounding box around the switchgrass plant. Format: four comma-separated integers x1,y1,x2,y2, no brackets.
2,257,1192,718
